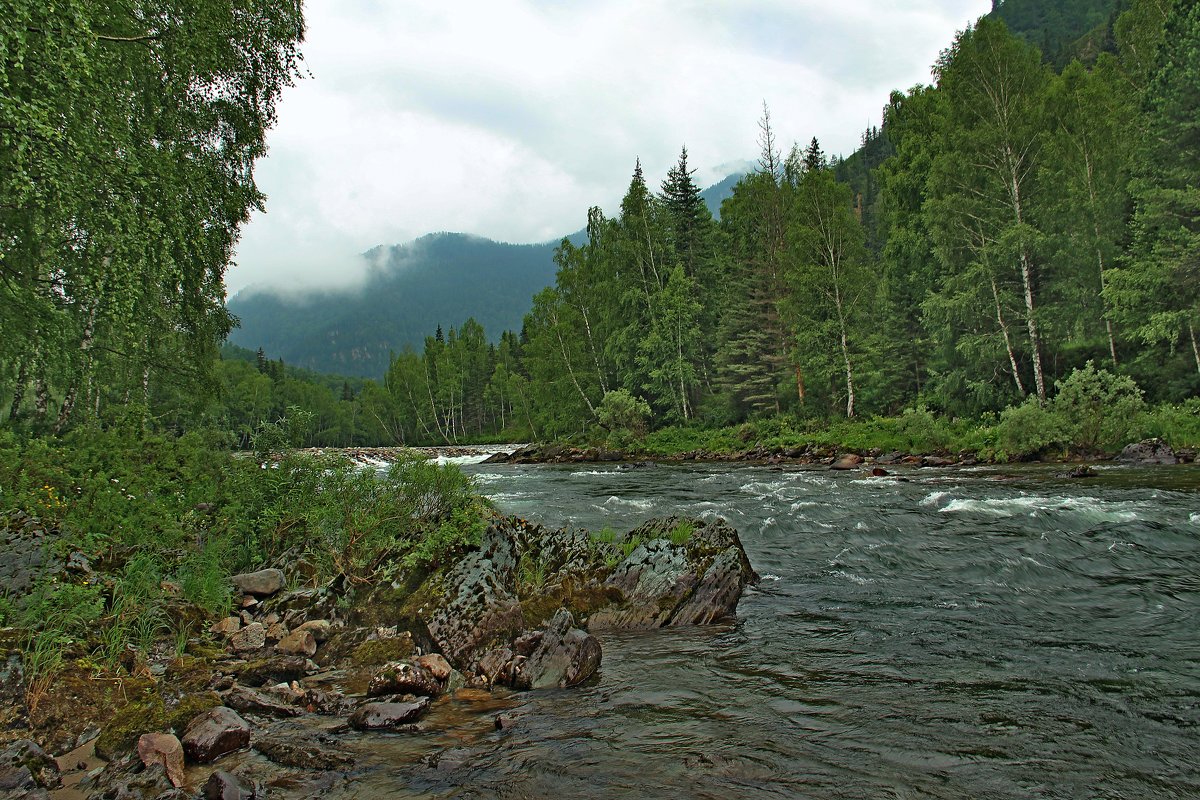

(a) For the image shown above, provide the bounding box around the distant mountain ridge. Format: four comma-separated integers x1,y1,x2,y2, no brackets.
227,172,746,377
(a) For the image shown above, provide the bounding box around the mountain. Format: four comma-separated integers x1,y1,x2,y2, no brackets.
227,174,745,378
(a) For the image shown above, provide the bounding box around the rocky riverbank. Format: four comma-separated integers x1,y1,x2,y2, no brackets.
485,437,1197,469
0,514,755,799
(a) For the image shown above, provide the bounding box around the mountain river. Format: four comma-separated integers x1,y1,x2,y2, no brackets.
336,461,1199,799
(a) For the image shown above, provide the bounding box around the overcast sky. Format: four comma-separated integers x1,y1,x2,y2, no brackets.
228,0,991,294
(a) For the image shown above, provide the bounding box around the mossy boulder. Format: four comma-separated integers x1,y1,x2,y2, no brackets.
95,691,220,760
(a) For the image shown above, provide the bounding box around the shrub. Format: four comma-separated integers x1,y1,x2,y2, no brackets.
597,389,652,448
995,398,1066,460
1051,363,1145,454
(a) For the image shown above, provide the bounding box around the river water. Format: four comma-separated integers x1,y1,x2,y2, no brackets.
345,462,1200,799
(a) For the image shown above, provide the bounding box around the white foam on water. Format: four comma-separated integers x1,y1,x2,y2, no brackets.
854,521,869,531
789,501,819,511
603,495,655,510
569,470,620,478
938,494,1140,522
921,491,951,507
760,574,782,582
1190,513,1200,525
435,454,492,466
830,569,874,585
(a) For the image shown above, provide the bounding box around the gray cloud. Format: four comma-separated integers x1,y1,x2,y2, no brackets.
229,0,990,293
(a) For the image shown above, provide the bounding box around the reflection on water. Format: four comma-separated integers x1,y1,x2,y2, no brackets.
349,463,1200,798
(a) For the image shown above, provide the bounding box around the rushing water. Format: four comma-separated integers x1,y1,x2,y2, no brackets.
342,462,1200,799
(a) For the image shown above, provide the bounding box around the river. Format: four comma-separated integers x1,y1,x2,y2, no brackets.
343,461,1200,799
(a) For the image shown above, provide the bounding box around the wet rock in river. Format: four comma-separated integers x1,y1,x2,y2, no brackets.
829,453,863,470
253,728,354,770
514,609,601,689
181,706,251,763
589,517,757,630
203,770,258,800
221,684,303,718
348,697,431,731
367,660,445,698
136,733,185,788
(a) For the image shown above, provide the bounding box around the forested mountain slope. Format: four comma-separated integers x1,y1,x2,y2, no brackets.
227,177,742,378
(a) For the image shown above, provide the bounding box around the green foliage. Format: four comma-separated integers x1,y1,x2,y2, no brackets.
1140,398,1200,446
597,390,652,448
995,399,1067,461
1,1,306,432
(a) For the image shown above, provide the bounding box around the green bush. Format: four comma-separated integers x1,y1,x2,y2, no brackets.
995,398,1066,460
597,389,652,448
1051,362,1145,454
1140,398,1200,447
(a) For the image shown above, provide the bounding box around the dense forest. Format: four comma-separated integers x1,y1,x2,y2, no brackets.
187,0,1198,450
2,1,1197,453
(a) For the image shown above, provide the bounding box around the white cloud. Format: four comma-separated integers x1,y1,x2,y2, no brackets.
229,0,991,293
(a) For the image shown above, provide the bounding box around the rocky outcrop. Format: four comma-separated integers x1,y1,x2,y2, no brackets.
1117,438,1177,465
0,739,60,793
182,707,251,763
514,609,601,689
588,517,757,630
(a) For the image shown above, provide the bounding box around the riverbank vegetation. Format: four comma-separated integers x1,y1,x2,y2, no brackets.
0,426,489,713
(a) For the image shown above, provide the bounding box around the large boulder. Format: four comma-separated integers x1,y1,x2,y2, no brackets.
589,517,757,630
422,522,525,666
1117,438,1177,465
182,706,251,763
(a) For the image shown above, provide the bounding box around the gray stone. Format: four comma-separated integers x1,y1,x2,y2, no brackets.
231,568,286,597
253,729,354,770
590,517,756,630
517,609,601,689
203,770,256,800
0,740,59,790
